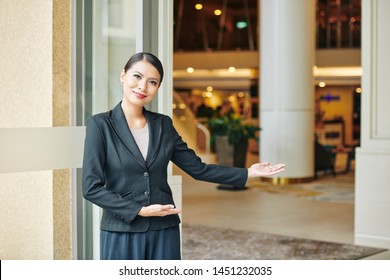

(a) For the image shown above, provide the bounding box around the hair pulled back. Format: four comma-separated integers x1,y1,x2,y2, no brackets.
123,52,164,85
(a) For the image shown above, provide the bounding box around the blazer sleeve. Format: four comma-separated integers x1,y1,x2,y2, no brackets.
168,117,248,187
82,117,143,224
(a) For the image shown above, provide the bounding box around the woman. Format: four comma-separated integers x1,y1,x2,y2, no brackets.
82,52,286,260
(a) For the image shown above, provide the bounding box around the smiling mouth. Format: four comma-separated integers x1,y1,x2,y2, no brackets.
133,91,147,99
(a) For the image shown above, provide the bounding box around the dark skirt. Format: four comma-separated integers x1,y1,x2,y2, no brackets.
100,225,181,260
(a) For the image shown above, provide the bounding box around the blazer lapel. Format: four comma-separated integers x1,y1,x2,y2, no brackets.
106,103,146,169
144,109,163,169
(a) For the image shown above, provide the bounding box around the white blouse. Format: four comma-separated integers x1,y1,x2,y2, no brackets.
130,124,149,161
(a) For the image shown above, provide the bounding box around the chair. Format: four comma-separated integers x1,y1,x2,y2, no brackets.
314,140,336,178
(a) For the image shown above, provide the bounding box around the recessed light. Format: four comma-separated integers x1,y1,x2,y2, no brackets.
214,9,222,16
195,4,203,10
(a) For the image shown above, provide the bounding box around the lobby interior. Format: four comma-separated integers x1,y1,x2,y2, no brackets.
171,0,390,259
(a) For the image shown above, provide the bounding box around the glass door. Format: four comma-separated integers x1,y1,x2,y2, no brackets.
73,0,174,259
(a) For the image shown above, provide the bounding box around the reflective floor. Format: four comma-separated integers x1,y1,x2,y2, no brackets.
173,152,390,260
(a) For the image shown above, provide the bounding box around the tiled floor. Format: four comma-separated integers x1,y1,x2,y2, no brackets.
173,152,390,260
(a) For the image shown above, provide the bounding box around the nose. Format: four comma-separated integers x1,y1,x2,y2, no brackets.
138,80,147,91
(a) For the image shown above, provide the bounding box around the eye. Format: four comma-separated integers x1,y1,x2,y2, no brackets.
149,80,158,86
133,74,141,79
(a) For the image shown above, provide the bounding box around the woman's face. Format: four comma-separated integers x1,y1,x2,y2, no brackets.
120,60,161,108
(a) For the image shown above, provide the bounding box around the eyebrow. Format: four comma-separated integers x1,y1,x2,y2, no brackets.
133,70,159,82
133,71,144,77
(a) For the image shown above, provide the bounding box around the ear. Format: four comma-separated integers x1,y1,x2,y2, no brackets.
120,69,126,84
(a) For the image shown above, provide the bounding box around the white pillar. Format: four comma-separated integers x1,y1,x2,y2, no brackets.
158,0,182,223
260,0,316,181
355,0,390,249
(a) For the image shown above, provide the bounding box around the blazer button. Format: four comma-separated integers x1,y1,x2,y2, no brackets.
144,191,150,196
144,172,149,177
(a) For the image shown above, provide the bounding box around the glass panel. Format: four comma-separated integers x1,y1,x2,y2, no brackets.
316,0,361,49
173,0,361,51
174,0,258,51
76,0,138,260
92,0,137,114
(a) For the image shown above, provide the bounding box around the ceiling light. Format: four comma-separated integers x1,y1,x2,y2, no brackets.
355,87,362,93
313,66,362,77
228,67,236,72
214,9,222,16
195,4,203,10
206,86,213,92
186,67,195,73
319,82,326,87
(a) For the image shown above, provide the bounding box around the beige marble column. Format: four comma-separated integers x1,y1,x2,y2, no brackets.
52,0,72,260
0,0,73,259
0,0,54,259
259,0,316,182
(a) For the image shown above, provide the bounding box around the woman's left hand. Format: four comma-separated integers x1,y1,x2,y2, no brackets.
247,162,286,178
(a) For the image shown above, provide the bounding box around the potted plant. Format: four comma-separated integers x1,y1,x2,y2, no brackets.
207,114,260,168
206,113,260,191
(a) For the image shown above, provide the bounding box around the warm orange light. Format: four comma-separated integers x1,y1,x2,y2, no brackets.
319,82,326,88
186,67,195,73
195,4,203,10
214,9,222,16
203,91,213,98
228,67,236,72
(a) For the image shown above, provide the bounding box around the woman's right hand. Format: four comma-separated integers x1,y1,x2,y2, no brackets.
138,204,182,217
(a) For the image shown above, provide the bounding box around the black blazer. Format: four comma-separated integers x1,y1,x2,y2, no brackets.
82,102,247,232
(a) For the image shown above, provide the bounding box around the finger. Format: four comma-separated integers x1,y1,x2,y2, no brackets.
159,204,175,210
271,168,285,174
167,208,182,214
161,208,182,216
272,163,286,169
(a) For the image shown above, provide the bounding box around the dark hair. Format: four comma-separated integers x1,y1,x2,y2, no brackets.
123,52,164,85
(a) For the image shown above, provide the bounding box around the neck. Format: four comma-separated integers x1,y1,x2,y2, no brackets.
121,100,143,118
121,100,147,129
